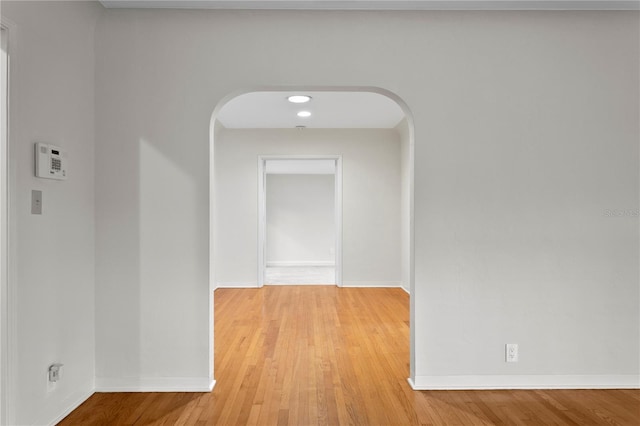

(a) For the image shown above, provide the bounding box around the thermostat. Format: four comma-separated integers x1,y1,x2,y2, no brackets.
35,143,67,180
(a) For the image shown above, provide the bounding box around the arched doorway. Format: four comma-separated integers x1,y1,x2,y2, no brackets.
208,86,416,388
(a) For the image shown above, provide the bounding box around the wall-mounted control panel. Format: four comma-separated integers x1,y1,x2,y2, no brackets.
35,142,67,180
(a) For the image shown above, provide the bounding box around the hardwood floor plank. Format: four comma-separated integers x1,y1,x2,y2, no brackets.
60,286,640,425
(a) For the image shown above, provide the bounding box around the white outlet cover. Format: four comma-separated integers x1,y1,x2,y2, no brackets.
506,343,519,362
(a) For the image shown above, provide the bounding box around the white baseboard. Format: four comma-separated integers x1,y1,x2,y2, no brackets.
95,377,215,392
47,388,94,426
215,282,258,289
342,281,402,288
401,285,410,294
265,282,336,286
409,375,640,390
266,261,335,267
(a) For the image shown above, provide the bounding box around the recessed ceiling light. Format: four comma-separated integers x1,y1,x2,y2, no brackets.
288,95,311,104
297,111,311,118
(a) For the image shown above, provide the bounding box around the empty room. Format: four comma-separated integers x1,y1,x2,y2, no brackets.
0,0,638,425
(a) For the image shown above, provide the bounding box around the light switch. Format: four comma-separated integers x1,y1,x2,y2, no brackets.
31,190,42,215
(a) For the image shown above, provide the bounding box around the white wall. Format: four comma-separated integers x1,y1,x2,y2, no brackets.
94,12,211,389
266,174,335,265
94,9,639,389
214,127,402,287
55,7,636,397
0,5,634,424
398,119,411,294
1,1,100,424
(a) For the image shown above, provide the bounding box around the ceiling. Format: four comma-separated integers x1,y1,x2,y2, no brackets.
217,91,406,129
98,0,639,10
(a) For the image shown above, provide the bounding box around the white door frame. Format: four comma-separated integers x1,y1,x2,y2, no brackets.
0,18,16,426
257,155,343,287
0,25,7,426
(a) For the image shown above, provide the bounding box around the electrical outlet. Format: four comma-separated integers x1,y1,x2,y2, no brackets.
47,363,63,392
506,344,518,363
48,363,63,382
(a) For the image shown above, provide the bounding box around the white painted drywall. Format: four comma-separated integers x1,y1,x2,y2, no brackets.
0,4,634,424
398,119,411,294
94,32,211,389
214,128,401,286
1,1,100,424
265,159,336,174
92,9,639,390
266,174,336,265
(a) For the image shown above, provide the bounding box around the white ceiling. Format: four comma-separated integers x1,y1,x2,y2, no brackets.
99,1,639,10
217,91,406,129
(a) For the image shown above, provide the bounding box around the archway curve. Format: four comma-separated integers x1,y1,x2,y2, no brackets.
208,85,416,387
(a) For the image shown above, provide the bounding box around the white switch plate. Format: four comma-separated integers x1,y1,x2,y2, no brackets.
31,190,42,215
506,344,518,362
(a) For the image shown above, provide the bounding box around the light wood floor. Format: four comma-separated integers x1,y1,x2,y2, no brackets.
61,286,639,425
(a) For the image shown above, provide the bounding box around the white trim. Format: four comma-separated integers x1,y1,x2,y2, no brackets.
401,285,410,295
257,157,266,288
0,25,7,426
99,1,640,11
405,99,416,383
46,389,94,426
265,282,336,286
215,282,259,289
0,18,17,426
409,375,640,390
95,377,215,393
334,157,343,287
266,261,335,267
208,285,214,385
342,281,402,288
208,105,218,390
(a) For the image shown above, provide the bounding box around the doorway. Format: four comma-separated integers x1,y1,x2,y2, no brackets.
258,156,342,287
209,87,416,389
